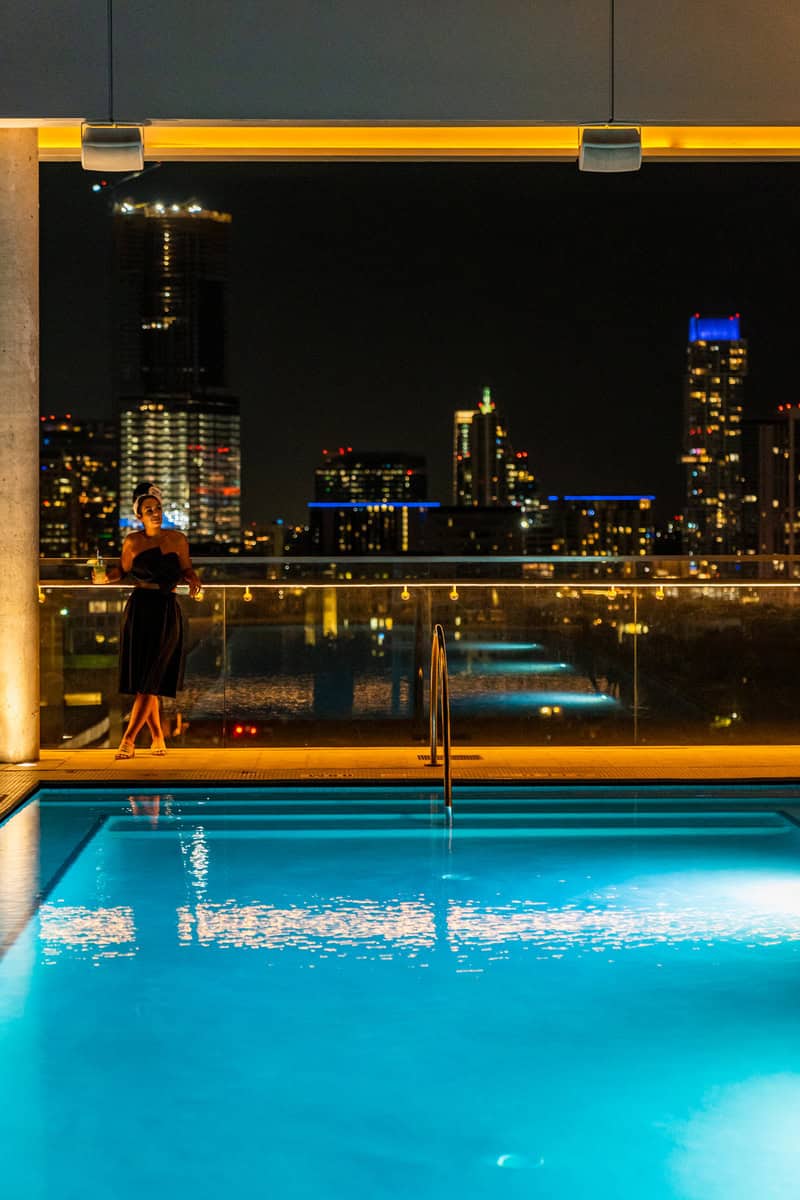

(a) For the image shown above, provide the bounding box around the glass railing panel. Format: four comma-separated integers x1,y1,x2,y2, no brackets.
634,583,800,744
175,586,226,748
35,563,800,750
40,585,124,749
218,582,637,747
39,585,225,749
431,584,635,746
223,584,421,745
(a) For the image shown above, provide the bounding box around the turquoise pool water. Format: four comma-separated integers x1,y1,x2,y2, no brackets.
2,787,800,1199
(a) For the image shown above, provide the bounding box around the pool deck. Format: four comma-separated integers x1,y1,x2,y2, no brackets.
1,743,800,818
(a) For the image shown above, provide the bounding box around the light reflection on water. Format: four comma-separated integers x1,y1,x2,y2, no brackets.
36,888,800,961
183,825,209,901
177,899,436,951
184,668,611,719
449,660,571,675
0,800,39,950
447,898,800,954
450,641,544,652
171,896,800,956
452,689,616,710
185,675,315,718
38,904,137,960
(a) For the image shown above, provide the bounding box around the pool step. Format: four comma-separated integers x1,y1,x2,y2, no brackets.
106,809,792,837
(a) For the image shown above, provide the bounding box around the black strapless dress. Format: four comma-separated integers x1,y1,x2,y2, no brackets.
118,547,185,698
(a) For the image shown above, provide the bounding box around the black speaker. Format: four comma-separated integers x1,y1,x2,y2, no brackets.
579,127,641,173
80,124,144,172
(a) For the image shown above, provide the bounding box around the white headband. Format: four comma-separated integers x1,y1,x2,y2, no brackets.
133,484,163,521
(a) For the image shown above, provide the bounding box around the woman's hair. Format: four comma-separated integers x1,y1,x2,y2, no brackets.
132,482,163,520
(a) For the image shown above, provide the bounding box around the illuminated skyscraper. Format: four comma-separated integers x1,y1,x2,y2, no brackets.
471,386,510,506
114,200,241,544
311,448,431,553
548,495,655,556
452,409,474,504
752,405,800,560
682,314,747,554
314,448,426,502
452,388,540,537
119,395,240,541
40,415,119,557
506,450,540,515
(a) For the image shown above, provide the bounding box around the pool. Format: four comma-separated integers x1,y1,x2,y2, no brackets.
3,785,800,1199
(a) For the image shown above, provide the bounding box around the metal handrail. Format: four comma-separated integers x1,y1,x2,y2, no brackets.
429,623,453,810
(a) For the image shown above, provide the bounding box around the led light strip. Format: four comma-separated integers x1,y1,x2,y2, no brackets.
35,125,800,162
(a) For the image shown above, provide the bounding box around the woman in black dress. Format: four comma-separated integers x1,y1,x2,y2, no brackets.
93,483,200,759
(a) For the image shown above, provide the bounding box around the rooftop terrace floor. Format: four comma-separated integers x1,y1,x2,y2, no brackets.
2,744,800,819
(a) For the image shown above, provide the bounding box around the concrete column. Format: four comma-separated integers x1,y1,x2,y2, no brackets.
0,129,39,762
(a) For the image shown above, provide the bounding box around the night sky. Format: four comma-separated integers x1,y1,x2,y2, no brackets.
40,161,800,526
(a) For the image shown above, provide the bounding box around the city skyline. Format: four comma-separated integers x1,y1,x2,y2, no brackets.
40,161,800,525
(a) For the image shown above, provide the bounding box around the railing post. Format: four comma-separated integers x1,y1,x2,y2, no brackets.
632,587,639,745
222,586,228,747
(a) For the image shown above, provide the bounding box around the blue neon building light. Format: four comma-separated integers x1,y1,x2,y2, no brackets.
549,495,655,503
688,315,741,343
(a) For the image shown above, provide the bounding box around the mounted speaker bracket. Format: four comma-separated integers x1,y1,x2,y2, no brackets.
578,127,642,173
80,123,145,172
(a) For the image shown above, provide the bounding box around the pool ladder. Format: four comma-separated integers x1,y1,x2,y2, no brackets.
429,623,453,810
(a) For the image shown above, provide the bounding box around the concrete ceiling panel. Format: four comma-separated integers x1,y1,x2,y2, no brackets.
112,0,610,123
0,0,109,120
614,0,800,124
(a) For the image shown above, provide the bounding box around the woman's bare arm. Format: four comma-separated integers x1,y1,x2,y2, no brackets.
175,533,201,596
93,535,136,584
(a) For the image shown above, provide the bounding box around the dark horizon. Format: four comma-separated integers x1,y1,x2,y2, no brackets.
40,161,800,527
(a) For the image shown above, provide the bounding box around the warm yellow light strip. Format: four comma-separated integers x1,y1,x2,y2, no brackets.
642,126,800,157
38,581,800,591
36,124,800,162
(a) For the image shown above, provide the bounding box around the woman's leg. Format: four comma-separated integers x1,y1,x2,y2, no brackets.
146,695,163,737
117,693,156,756
147,695,167,754
144,705,159,741
134,697,166,754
